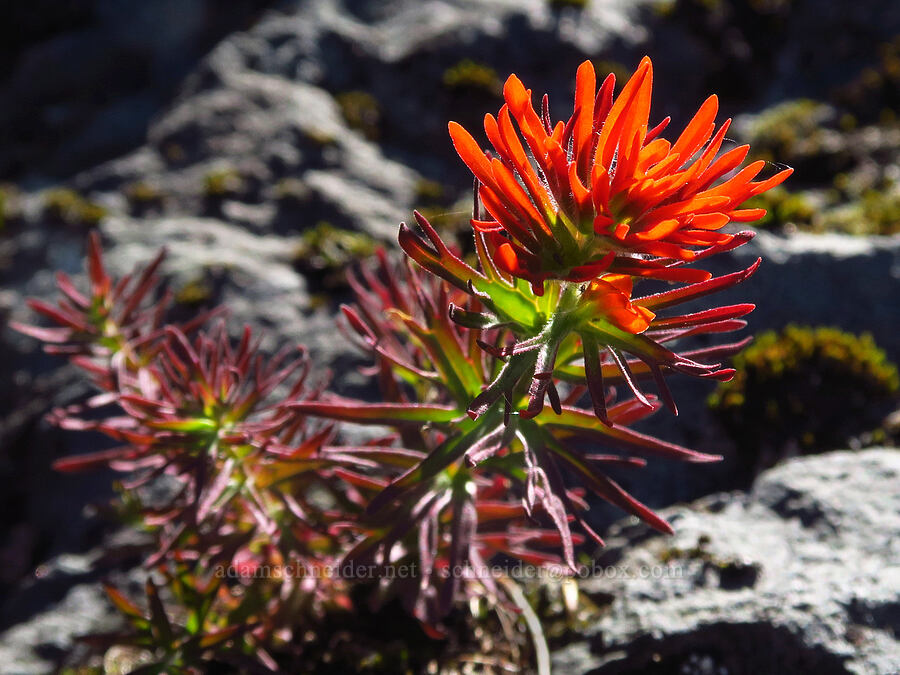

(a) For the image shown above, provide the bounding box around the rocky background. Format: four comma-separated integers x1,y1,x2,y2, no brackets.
1,0,898,672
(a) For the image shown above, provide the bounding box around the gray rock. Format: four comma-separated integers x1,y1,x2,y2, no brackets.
76,61,421,241
0,583,115,674
0,535,149,675
0,0,279,180
709,231,900,362
214,0,654,181
555,449,900,675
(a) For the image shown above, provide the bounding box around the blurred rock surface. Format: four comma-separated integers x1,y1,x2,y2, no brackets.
554,448,900,675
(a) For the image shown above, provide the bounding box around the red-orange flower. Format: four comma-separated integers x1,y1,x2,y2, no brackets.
582,274,656,335
449,57,792,291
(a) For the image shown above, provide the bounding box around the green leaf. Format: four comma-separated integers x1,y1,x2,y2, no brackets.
198,624,243,649
254,458,333,489
104,584,145,620
145,417,218,433
291,400,462,426
397,310,483,402
366,411,498,513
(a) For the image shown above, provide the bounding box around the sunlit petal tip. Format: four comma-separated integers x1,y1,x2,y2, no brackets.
575,59,596,84
502,74,530,109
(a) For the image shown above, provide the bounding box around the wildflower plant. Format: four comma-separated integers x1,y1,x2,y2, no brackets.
15,56,790,672
14,234,362,669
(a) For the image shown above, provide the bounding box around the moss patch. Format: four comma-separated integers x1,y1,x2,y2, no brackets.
203,167,244,198
292,222,380,291
335,91,382,141
709,326,899,475
442,60,502,96
43,188,107,227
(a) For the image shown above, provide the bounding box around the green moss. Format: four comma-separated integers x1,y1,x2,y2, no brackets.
742,186,815,230
414,178,445,205
742,99,831,163
442,59,502,96
174,277,214,307
124,182,164,205
548,0,589,8
292,222,380,290
855,188,900,235
203,168,244,198
833,35,900,123
652,0,677,16
124,182,165,216
658,544,711,564
521,577,603,646
304,128,339,148
335,91,381,141
817,176,900,236
710,326,899,473
43,188,107,227
745,169,900,236
294,222,378,265
0,183,23,230
775,191,816,227
839,113,857,131
274,177,312,205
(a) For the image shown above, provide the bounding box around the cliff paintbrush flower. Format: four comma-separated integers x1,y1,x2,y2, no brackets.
449,57,792,291
393,57,792,423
